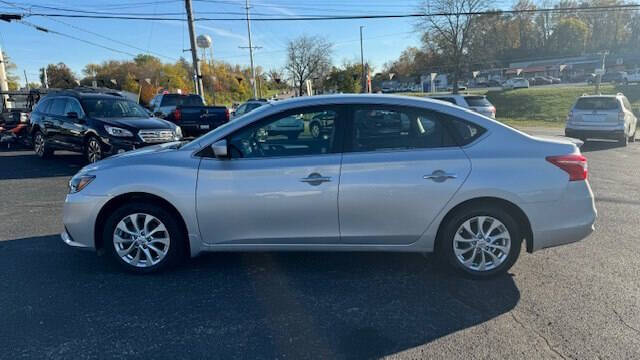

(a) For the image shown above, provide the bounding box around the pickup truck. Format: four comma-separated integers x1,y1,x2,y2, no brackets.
148,93,229,137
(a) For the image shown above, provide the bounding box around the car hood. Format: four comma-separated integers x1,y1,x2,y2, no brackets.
94,116,174,129
79,141,184,173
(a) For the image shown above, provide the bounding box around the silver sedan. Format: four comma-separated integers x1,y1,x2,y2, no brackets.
62,94,596,278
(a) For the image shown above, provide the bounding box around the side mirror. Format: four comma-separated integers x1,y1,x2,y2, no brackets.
66,111,78,119
211,139,228,158
154,112,164,118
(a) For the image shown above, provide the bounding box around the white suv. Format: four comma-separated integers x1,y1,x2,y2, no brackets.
429,94,496,118
565,93,637,146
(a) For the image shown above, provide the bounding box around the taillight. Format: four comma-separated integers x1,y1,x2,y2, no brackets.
172,108,181,122
546,154,588,181
225,108,230,122
566,110,573,122
618,111,625,123
490,106,496,117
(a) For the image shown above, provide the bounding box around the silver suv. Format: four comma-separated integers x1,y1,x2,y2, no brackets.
565,93,638,146
429,94,496,118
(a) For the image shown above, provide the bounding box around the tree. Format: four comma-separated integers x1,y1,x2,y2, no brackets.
417,0,488,93
41,63,77,89
285,35,332,96
550,18,588,55
326,61,365,93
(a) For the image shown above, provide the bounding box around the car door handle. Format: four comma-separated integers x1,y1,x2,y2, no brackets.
424,170,457,182
300,173,332,185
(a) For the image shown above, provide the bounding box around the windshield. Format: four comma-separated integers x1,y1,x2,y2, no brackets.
81,98,150,118
574,98,620,111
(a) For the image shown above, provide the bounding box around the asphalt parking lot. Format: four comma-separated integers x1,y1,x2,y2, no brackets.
1,130,639,359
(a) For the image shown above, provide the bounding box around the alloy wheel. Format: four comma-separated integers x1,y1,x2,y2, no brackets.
87,138,102,163
311,123,321,138
34,133,44,156
453,216,511,272
113,213,171,268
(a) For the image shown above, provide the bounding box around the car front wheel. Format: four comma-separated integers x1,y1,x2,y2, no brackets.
33,131,53,158
85,136,103,163
103,202,186,273
437,205,522,278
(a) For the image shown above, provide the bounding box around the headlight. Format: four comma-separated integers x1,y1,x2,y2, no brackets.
175,126,183,139
69,174,95,194
105,125,133,137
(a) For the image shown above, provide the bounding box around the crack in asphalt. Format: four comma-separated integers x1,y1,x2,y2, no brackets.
510,312,568,360
612,308,640,335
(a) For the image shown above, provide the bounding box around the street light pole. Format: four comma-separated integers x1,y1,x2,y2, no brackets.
360,26,365,93
185,0,204,97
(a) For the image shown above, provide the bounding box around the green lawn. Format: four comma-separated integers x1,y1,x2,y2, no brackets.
405,84,640,127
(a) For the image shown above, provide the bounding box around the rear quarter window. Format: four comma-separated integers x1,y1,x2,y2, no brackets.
574,98,620,111
443,116,486,146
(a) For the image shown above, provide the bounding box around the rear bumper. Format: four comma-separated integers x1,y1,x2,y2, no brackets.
523,180,597,252
565,127,625,140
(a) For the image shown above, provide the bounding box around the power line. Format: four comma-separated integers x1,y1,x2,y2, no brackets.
18,4,640,21
19,20,138,57
0,0,176,60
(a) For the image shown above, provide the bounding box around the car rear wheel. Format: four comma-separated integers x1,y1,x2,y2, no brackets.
85,136,103,163
33,131,53,158
437,205,522,278
629,127,636,143
619,132,629,147
103,202,186,273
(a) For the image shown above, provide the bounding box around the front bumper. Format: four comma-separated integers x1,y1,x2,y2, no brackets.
101,136,144,156
62,193,111,250
523,180,597,252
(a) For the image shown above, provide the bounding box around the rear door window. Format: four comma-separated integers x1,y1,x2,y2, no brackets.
574,98,620,111
348,106,456,152
464,96,491,107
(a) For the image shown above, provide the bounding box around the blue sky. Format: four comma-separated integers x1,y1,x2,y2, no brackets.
0,0,507,86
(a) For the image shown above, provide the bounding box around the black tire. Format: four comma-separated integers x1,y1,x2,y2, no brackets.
436,204,522,279
310,122,321,139
102,202,187,274
619,132,629,147
629,127,636,143
85,135,103,163
33,130,53,158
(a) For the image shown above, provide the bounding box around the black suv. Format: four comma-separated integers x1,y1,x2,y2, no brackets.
30,89,182,163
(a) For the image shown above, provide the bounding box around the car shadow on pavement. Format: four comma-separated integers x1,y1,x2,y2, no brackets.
0,235,520,359
0,151,84,180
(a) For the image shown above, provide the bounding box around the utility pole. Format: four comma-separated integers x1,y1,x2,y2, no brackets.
360,26,365,93
245,0,258,99
185,0,204,97
0,48,8,110
41,67,48,88
595,50,609,94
